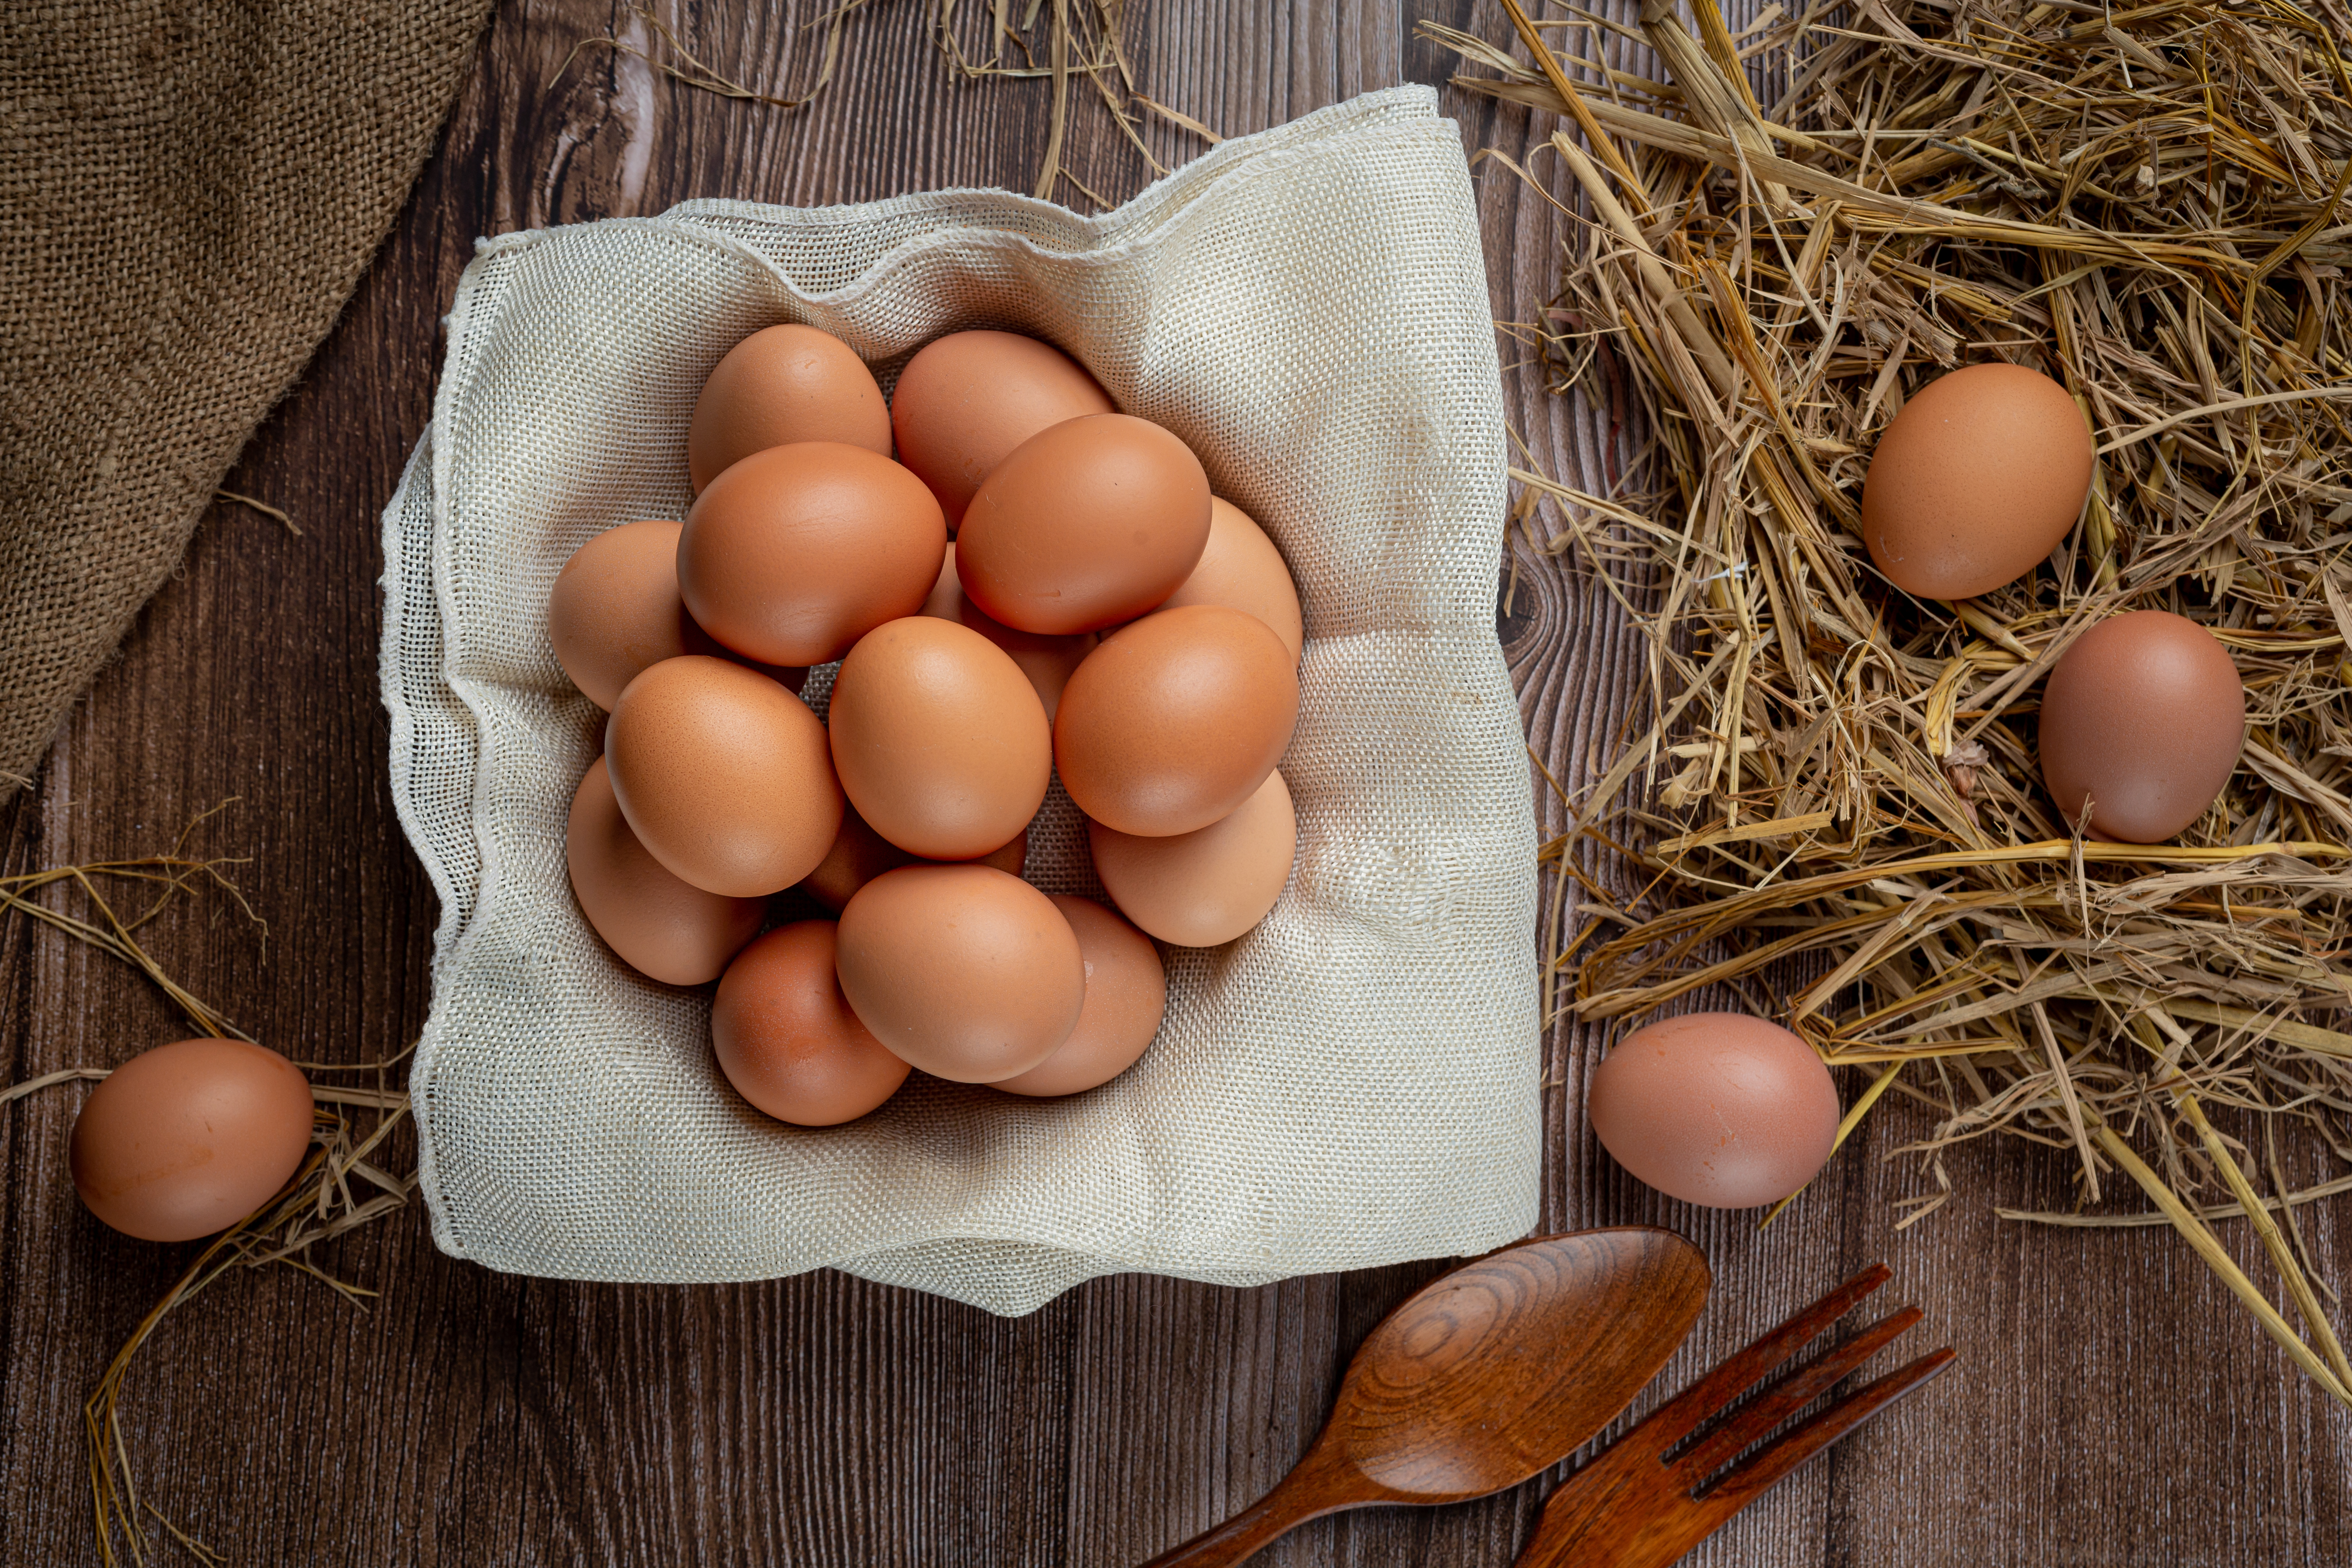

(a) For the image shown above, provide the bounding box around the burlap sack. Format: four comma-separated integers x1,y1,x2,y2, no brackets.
383,85,1539,1316
0,0,492,797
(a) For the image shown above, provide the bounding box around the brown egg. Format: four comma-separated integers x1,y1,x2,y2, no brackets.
678,441,946,666
1586,1013,1839,1208
889,330,1116,527
1862,362,2094,600
835,864,1084,1082
994,897,1166,1096
566,756,764,984
70,1038,315,1242
957,414,1213,635
712,922,911,1125
828,617,1051,861
689,324,892,492
1157,498,1304,662
606,655,843,897
1055,605,1299,837
921,543,1096,721
547,520,717,710
2039,609,2245,842
1090,768,1296,946
800,806,1027,913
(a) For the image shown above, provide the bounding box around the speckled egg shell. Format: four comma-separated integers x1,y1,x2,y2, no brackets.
1861,362,2093,601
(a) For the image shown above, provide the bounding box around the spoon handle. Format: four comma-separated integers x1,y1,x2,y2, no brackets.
1134,1454,1360,1568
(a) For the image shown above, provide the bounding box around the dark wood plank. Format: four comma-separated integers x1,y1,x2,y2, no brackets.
0,1,2346,1565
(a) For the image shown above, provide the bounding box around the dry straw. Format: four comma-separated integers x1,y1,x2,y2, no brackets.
563,1,1177,205
1437,0,2352,1404
0,806,417,1566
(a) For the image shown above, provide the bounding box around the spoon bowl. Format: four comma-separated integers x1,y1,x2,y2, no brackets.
1138,1227,1710,1567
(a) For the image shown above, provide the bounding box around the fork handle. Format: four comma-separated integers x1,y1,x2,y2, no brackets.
1135,1454,1361,1568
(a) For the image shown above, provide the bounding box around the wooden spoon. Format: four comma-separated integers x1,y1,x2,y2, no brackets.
1138,1228,1711,1568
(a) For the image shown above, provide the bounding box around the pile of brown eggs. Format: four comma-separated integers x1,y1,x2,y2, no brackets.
550,326,1303,1127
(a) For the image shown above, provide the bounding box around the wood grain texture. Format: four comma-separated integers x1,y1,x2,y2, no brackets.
0,2,2345,1564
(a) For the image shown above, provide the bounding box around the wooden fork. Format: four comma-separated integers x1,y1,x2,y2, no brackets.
1513,1263,1956,1568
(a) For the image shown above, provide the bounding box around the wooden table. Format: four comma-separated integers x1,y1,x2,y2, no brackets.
2,2,2345,1563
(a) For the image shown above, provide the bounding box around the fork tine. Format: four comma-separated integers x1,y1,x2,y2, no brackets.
1695,1348,1958,1514
1628,1263,1894,1450
1670,1306,1924,1480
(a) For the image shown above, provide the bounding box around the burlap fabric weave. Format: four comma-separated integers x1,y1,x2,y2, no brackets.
383,86,1540,1317
0,0,491,795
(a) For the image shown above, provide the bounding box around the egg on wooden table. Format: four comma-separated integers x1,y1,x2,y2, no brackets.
71,1038,317,1242
566,755,764,985
1586,1013,1840,1208
605,655,843,897
993,897,1167,1098
2038,609,2245,842
678,441,946,667
1090,768,1296,947
1054,604,1299,838
688,323,891,492
1861,362,2094,601
889,330,1116,527
711,921,911,1125
956,413,1212,636
834,864,1085,1083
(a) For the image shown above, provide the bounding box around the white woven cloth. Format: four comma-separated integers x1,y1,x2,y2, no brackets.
380,85,1539,1316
